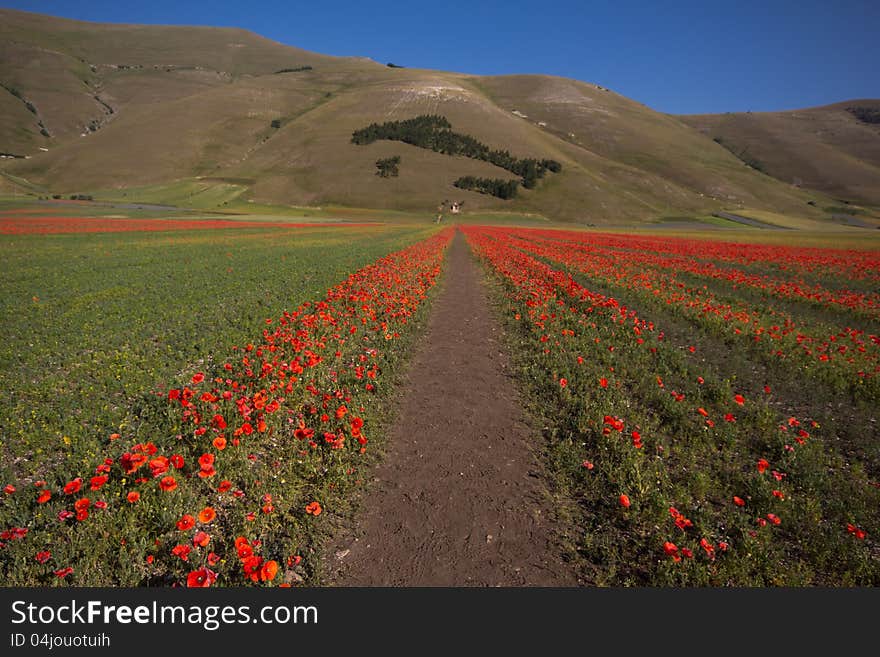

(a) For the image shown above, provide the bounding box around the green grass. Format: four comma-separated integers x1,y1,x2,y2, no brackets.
653,215,747,228
0,224,435,481
87,179,248,209
0,222,447,586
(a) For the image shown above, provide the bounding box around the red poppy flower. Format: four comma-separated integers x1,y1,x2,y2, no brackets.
171,544,191,562
242,555,264,581
599,378,608,388
3,484,15,494
699,537,715,557
193,531,210,547
847,524,867,540
197,465,216,479
159,476,177,492
217,480,232,493
192,373,205,384
559,378,567,388
170,454,185,469
305,501,322,516
198,507,216,524
149,457,169,478
126,491,140,503
187,567,217,588
757,459,770,473
663,541,680,562
35,551,51,564
766,513,781,526
63,478,82,495
90,475,108,491
733,394,745,406
260,560,279,582
697,407,708,417
176,514,195,531
619,494,631,508
37,489,51,504
212,436,227,450
54,567,73,578
733,496,745,507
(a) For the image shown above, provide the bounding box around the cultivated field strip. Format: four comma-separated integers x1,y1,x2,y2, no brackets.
1,224,451,586
465,226,878,585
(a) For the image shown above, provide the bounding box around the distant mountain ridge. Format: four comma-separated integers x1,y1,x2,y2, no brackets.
2,8,878,223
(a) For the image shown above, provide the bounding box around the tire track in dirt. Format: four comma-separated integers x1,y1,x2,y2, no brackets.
327,230,578,586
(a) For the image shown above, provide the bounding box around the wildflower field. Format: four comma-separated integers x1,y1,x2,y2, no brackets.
0,216,448,585
463,226,879,585
1,215,877,587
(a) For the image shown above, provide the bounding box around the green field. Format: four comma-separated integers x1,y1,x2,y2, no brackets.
0,224,436,482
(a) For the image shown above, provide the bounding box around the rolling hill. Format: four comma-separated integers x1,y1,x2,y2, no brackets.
1,8,877,225
681,100,880,207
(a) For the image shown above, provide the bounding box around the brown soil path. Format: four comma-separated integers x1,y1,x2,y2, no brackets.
328,230,578,586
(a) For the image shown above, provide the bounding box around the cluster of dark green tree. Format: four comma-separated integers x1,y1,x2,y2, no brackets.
375,156,400,177
351,115,562,197
847,106,880,124
273,66,313,74
453,176,519,199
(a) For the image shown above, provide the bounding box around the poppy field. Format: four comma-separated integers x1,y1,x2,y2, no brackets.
463,226,879,585
1,214,878,587
0,219,449,585
0,215,378,235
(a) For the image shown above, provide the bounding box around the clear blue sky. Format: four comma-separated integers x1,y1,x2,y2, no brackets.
4,0,879,114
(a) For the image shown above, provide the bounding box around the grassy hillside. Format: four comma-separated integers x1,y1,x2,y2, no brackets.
1,8,874,225
681,100,880,206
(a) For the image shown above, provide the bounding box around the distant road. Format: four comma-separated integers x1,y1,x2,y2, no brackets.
712,212,789,229
831,213,872,228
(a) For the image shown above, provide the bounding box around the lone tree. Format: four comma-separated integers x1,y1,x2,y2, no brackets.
375,155,401,178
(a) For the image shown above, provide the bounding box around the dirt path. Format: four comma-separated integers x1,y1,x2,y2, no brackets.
327,230,578,586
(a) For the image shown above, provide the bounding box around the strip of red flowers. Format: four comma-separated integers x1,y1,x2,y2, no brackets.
464,225,877,585
1,228,453,586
